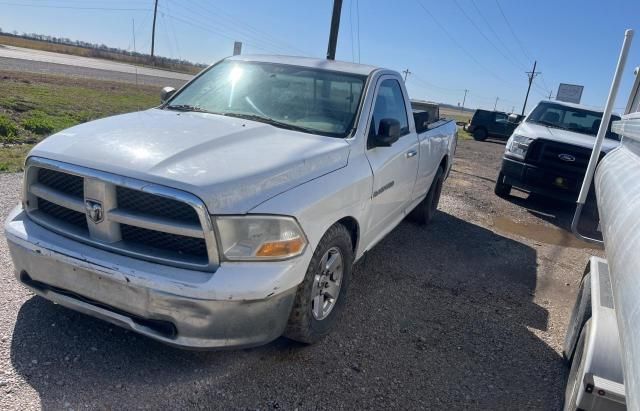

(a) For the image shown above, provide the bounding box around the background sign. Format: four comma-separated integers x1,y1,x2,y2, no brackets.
233,41,242,56
556,83,584,104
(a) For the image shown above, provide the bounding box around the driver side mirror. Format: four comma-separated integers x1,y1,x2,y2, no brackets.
161,86,176,103
508,113,520,124
371,118,401,148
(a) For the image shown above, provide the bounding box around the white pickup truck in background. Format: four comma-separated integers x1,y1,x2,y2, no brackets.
4,55,457,348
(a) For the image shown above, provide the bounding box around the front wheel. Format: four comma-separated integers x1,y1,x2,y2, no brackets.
284,224,354,344
494,171,512,197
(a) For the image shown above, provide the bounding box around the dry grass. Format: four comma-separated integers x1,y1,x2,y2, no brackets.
0,34,202,74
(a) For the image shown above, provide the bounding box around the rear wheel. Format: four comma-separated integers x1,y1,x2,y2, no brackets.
284,224,354,344
410,166,444,225
494,171,512,197
473,128,488,141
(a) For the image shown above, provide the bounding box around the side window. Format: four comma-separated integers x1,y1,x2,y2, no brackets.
370,79,409,138
494,113,507,122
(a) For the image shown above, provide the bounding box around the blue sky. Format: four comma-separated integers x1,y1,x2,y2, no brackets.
1,0,639,113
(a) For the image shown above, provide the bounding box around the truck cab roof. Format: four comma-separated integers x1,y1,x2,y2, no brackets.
225,54,381,77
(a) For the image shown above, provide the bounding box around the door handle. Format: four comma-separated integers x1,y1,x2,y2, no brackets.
406,150,417,158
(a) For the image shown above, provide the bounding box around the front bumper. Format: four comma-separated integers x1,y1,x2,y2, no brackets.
500,156,582,202
5,205,312,349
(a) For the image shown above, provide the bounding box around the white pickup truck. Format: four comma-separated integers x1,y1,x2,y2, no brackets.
4,55,457,349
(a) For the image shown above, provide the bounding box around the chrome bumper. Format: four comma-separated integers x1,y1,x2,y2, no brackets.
5,206,311,349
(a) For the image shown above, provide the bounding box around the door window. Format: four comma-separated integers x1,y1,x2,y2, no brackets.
494,112,507,123
370,79,409,138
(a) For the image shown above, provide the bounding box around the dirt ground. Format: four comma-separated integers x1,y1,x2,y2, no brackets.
0,135,599,410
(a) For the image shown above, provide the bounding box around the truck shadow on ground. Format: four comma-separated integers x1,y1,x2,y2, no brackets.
9,212,565,409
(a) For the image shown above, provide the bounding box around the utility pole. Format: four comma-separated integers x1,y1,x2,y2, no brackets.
547,89,554,100
402,68,412,82
522,60,539,115
461,89,468,112
132,18,138,87
326,0,343,60
150,0,158,63
494,97,499,111
511,105,515,113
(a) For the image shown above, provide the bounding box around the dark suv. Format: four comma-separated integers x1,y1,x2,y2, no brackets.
466,109,523,141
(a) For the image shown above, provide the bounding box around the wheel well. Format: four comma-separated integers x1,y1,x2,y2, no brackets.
439,155,448,172
336,217,359,252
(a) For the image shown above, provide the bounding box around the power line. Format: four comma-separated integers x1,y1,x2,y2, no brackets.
189,0,307,55
414,0,518,87
160,6,291,55
161,11,277,54
0,1,149,11
469,0,528,70
164,0,182,61
355,0,361,63
494,0,534,64
349,0,355,62
452,0,524,74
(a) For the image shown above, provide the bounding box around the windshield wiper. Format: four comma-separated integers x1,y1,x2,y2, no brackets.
165,104,209,113
222,113,317,134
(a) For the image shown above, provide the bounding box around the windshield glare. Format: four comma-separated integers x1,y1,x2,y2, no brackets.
167,61,366,138
526,102,620,140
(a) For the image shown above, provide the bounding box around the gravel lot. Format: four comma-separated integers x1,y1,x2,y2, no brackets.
0,137,600,410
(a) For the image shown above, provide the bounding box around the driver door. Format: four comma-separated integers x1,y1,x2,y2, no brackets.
364,77,419,240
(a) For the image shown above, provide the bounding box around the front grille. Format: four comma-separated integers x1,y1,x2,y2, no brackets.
38,168,84,198
38,198,88,231
116,186,199,224
120,224,207,259
523,139,607,193
24,159,217,271
526,139,604,176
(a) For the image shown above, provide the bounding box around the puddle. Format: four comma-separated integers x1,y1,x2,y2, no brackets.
492,216,601,250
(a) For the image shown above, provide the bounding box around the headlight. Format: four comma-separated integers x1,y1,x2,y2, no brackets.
215,215,307,261
505,134,534,159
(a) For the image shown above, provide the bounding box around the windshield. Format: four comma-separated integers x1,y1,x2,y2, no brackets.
166,61,366,138
526,102,620,140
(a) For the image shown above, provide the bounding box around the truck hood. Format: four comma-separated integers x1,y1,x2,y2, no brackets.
514,122,620,152
30,109,351,213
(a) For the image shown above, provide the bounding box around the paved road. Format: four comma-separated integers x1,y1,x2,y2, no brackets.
0,138,597,409
0,45,192,88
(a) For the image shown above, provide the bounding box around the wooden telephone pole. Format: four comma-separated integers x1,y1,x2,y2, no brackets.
326,0,343,60
522,60,540,115
150,0,159,63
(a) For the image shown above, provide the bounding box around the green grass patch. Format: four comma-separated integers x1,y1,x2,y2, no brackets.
21,110,78,135
456,125,472,141
0,71,160,172
0,115,19,142
0,144,32,172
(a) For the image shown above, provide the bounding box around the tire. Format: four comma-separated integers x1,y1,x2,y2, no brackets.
284,224,354,344
563,273,592,364
494,171,512,197
473,128,488,141
409,166,444,225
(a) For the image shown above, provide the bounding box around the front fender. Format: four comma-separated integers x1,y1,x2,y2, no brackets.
249,155,372,260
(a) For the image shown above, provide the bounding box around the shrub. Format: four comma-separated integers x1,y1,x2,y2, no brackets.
21,110,77,135
0,115,18,141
